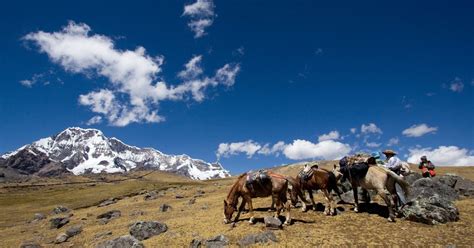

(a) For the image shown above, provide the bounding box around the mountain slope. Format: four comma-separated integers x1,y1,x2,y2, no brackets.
1,127,229,180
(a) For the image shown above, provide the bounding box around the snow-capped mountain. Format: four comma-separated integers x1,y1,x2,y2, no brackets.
1,127,230,180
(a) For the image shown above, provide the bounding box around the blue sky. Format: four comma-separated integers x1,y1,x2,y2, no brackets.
0,0,473,173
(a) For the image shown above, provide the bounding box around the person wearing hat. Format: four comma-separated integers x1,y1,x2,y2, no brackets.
371,151,385,165
382,150,402,173
418,156,436,178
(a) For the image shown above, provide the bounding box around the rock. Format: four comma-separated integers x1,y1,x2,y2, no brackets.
337,180,352,193
0,172,4,177
190,239,202,248
434,174,461,188
454,178,474,197
238,231,278,246
94,231,113,239
410,178,458,202
52,206,70,214
401,194,459,225
129,221,168,241
97,210,121,224
20,242,42,248
339,188,373,204
175,194,185,199
50,217,70,229
404,173,423,185
144,191,158,201
188,198,196,205
264,216,282,230
159,204,172,212
201,204,209,210
65,225,83,237
96,235,144,248
98,198,118,207
55,233,69,244
34,213,46,221
205,235,229,248
130,210,146,216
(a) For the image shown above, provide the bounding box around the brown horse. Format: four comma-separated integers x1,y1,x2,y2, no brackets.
223,171,291,225
288,166,341,215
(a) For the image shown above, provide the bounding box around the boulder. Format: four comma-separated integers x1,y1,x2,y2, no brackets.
50,217,69,229
129,221,168,241
339,188,373,204
175,194,185,199
401,194,459,225
98,198,118,207
97,210,121,224
404,173,422,185
205,235,229,248
238,231,278,246
20,242,42,248
65,225,83,237
189,239,202,248
454,178,474,197
264,216,282,230
94,231,113,240
96,235,144,248
409,178,458,202
434,174,462,188
159,204,172,212
144,191,158,201
337,180,352,193
54,233,69,244
34,213,46,221
52,206,70,214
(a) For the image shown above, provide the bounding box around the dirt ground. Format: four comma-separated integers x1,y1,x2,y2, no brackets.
1,165,473,247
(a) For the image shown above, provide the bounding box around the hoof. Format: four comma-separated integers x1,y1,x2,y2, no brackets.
283,220,291,226
388,216,396,222
249,217,255,224
354,207,359,213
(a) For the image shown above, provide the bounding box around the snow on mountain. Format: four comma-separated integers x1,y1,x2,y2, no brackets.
1,127,230,180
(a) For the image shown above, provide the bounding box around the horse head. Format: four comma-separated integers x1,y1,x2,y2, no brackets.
223,199,236,224
332,164,344,182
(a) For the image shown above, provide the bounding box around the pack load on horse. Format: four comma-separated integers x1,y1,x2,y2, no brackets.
288,163,341,215
418,156,436,178
333,154,410,222
223,170,291,225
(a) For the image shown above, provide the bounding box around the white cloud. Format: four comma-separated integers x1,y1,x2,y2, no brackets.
365,142,381,148
183,0,215,38
407,146,474,166
361,123,382,134
449,77,464,93
402,124,438,137
217,140,262,158
24,21,240,126
350,128,357,134
283,139,351,160
19,79,35,88
387,137,399,146
86,116,103,125
258,141,286,156
318,130,340,142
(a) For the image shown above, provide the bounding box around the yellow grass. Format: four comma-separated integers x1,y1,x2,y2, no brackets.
0,166,473,247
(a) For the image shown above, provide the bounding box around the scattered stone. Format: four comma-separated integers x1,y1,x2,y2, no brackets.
98,198,118,207
201,204,209,210
159,204,172,212
34,213,46,221
94,231,113,240
130,210,146,216
205,235,229,248
188,198,196,205
55,233,69,244
50,217,70,229
97,210,121,224
238,231,278,246
454,178,474,197
175,194,185,199
96,235,144,248
190,239,202,248
52,206,70,214
20,242,42,248
401,194,459,225
129,221,168,241
144,191,158,201
65,225,83,238
157,191,166,196
264,216,282,230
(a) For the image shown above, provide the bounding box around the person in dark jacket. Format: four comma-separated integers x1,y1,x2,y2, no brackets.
418,156,436,177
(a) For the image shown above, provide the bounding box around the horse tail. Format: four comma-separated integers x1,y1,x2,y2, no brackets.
328,171,343,199
386,170,410,196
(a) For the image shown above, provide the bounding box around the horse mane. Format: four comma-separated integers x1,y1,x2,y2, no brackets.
226,173,247,204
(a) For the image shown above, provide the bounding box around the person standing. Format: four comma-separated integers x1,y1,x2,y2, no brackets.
382,149,406,206
418,156,436,178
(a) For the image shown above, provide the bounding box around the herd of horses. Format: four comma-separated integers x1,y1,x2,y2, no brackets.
223,157,410,225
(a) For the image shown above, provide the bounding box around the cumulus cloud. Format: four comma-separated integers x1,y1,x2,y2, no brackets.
449,77,464,93
86,116,103,125
387,137,399,146
318,130,340,142
182,0,215,38
365,142,381,148
217,140,262,158
350,128,357,134
258,141,286,156
402,124,438,137
283,139,351,160
23,21,239,126
361,123,383,134
407,146,474,166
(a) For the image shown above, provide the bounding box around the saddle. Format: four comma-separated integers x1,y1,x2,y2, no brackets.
339,154,371,180
298,163,318,183
246,169,270,191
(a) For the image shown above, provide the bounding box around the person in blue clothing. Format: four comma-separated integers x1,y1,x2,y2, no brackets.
371,151,385,165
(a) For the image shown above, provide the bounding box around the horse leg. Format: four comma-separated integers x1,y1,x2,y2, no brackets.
308,190,317,211
273,193,282,219
352,186,359,212
244,196,255,224
233,198,246,223
322,189,334,215
281,192,291,225
377,189,396,222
